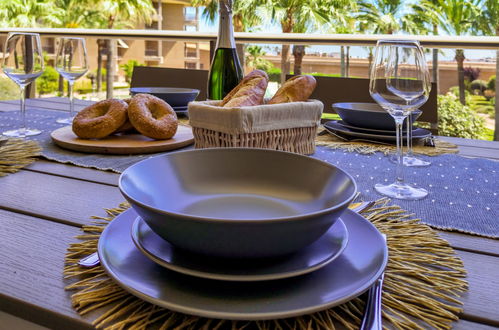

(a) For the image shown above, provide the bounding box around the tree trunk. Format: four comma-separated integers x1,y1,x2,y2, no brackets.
455,49,466,105
280,44,291,83
106,39,116,99
236,44,245,70
58,75,64,94
280,12,293,83
97,40,103,94
292,45,305,75
346,46,350,77
432,25,439,93
340,46,345,77
368,48,373,74
494,48,499,141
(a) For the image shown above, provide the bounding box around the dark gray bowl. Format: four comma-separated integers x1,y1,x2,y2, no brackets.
119,148,357,259
130,87,200,107
333,102,422,130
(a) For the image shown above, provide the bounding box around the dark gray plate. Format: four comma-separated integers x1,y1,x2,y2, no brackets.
131,214,349,282
98,208,388,320
130,87,199,108
324,121,431,143
333,102,421,130
336,120,415,136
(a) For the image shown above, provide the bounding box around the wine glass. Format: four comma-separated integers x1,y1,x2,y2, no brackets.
55,37,88,124
370,40,430,200
2,32,44,137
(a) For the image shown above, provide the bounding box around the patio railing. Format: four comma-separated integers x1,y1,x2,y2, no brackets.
0,28,498,49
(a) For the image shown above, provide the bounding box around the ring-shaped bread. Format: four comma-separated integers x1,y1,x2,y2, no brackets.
128,94,178,139
72,99,128,139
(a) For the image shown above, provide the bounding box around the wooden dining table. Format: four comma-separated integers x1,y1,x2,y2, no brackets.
0,97,498,329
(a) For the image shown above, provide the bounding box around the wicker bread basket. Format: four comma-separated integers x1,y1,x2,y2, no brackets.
188,100,323,155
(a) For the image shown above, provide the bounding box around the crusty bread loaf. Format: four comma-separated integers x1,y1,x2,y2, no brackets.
221,70,269,107
268,75,317,104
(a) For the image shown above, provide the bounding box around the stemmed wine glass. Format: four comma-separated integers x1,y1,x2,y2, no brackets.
2,32,44,137
55,37,88,124
370,40,430,200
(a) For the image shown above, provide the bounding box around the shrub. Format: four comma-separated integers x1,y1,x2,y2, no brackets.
267,67,281,83
120,60,144,84
0,76,20,100
463,67,480,82
448,86,472,103
483,89,496,101
470,79,487,94
438,93,486,139
36,66,59,95
488,75,495,91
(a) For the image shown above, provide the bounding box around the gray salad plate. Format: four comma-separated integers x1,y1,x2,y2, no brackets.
98,208,388,320
336,120,416,136
131,214,349,282
324,121,431,143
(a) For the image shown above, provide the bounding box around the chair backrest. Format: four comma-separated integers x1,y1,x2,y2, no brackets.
286,75,438,133
131,66,209,101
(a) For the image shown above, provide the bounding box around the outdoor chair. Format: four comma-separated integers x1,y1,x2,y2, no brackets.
287,75,439,134
131,66,209,101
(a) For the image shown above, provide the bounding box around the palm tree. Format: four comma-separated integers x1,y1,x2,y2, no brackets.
191,0,263,68
0,0,63,27
245,45,273,71
409,0,441,93
475,0,499,139
95,0,155,98
357,0,415,35
432,0,482,105
357,0,416,78
265,0,350,82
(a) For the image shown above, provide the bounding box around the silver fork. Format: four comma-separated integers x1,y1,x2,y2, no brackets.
360,233,387,330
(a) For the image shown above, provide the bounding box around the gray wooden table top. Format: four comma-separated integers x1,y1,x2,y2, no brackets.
0,97,498,329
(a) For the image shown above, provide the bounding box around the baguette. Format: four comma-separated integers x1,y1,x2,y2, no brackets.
268,75,317,104
221,70,269,107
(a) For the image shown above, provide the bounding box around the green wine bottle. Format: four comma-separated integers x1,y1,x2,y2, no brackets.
207,0,243,100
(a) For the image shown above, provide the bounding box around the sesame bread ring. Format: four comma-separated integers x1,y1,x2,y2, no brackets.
128,94,178,140
72,99,128,139
113,99,137,134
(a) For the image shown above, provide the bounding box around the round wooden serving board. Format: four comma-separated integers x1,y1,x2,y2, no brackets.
51,125,194,155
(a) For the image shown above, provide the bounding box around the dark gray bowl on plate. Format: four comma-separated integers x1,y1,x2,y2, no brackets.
119,148,357,258
130,87,200,107
333,102,422,130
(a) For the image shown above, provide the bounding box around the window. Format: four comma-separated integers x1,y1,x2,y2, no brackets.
185,62,196,69
184,7,196,21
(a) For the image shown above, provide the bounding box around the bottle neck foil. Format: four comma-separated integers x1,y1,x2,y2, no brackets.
216,0,236,49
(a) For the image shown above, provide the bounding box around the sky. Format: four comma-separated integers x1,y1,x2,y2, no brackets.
189,7,496,62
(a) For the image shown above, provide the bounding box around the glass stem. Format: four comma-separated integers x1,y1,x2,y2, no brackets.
68,81,74,117
19,84,26,135
395,117,405,186
406,115,413,157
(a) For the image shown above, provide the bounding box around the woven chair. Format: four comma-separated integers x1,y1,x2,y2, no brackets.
287,75,439,134
131,66,209,101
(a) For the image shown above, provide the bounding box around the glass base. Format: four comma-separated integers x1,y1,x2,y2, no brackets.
375,182,428,200
56,116,75,125
390,154,431,167
3,128,41,137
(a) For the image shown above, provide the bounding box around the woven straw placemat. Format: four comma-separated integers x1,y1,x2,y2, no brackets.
316,130,458,156
64,199,467,330
0,138,41,177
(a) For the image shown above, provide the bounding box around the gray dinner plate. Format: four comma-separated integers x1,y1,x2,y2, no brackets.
98,208,388,320
336,120,413,136
324,121,431,142
131,214,349,282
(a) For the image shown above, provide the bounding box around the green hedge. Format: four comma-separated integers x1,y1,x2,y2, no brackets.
0,76,19,100
438,94,486,139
